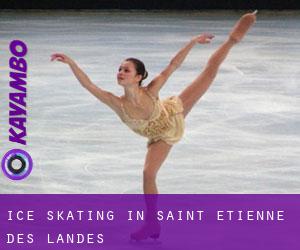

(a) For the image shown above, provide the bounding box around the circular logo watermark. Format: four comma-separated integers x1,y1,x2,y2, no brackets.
1,149,33,180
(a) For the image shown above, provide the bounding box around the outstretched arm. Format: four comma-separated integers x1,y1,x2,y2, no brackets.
51,53,122,114
147,33,214,96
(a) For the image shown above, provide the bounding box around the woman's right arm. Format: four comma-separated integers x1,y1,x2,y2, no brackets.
51,53,122,114
147,33,215,96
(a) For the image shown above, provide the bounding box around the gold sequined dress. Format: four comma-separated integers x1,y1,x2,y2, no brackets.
120,91,185,146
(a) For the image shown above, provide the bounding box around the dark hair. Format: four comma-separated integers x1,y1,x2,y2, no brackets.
125,58,148,86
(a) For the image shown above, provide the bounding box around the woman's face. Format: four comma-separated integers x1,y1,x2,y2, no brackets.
117,60,142,86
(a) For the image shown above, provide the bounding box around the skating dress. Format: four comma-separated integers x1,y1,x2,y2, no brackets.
120,90,185,146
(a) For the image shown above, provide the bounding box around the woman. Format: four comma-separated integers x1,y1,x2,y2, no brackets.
51,11,256,240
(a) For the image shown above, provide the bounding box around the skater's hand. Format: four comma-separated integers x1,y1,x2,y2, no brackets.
192,33,215,44
50,53,74,65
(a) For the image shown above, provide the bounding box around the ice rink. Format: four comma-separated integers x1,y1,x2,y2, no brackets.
0,10,299,193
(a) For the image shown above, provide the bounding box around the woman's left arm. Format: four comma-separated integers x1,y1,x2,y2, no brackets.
147,33,214,96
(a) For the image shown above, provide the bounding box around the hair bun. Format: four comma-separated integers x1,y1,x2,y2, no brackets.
143,70,148,80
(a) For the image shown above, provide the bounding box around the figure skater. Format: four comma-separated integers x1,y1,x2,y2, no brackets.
51,11,256,240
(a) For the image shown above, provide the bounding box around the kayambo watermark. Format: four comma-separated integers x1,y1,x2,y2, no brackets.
1,40,33,180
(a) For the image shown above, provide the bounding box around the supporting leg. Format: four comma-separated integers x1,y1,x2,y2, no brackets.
130,140,172,241
143,140,172,194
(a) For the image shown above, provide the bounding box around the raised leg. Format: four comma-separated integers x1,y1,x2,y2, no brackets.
179,39,235,117
179,11,256,117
